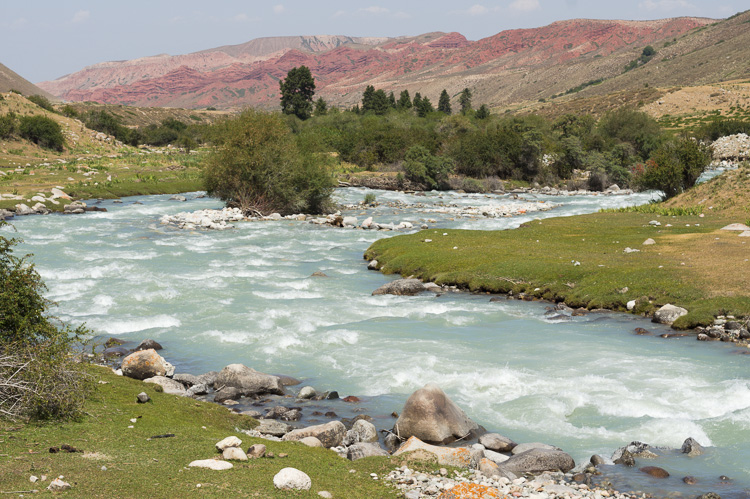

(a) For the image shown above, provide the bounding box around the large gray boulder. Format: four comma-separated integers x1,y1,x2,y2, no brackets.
214,364,284,396
372,279,426,296
143,376,187,395
393,383,480,444
347,442,389,461
479,433,517,453
511,442,560,455
502,448,575,474
652,304,688,325
343,419,379,445
121,349,173,380
282,421,347,448
256,419,292,437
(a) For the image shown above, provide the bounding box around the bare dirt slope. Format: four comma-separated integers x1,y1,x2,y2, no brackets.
0,62,56,100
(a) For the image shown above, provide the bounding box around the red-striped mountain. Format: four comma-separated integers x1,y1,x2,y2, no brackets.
38,17,721,110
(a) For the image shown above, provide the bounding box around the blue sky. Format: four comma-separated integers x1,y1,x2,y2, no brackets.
1,0,742,83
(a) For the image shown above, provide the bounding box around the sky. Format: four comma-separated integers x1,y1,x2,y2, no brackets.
0,0,743,83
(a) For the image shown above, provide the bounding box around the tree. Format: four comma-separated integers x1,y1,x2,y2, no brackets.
475,104,490,119
388,91,397,108
361,85,375,111
314,97,328,116
412,92,423,110
18,115,64,151
416,96,434,118
438,89,452,115
397,90,412,110
280,66,316,120
203,109,334,215
459,88,472,115
633,136,711,199
402,145,454,190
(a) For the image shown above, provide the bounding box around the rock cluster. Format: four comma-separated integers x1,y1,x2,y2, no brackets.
160,207,245,230
712,133,750,160
696,316,750,346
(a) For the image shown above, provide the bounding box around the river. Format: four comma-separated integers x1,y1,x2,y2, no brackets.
5,187,750,498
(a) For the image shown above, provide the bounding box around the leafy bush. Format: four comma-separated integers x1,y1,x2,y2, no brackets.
363,192,377,205
696,118,750,141
633,136,712,199
0,230,90,421
27,94,55,112
203,109,335,215
18,115,64,151
61,104,79,118
0,112,17,139
403,145,454,190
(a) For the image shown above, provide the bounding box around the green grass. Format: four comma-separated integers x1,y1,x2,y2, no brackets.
365,211,750,329
0,365,403,498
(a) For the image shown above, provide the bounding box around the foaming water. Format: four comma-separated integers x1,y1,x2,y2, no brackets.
4,188,750,497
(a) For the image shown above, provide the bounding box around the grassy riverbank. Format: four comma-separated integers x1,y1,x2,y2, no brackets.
365,167,750,329
0,365,403,498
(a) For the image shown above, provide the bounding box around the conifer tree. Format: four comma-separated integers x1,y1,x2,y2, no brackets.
459,88,473,115
279,66,315,120
438,89,452,115
397,90,412,110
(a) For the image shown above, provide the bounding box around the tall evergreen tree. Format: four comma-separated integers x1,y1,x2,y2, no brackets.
397,90,412,110
459,88,473,115
412,92,423,110
388,91,397,108
371,89,390,115
361,85,376,112
438,89,452,115
475,104,490,119
279,66,315,120
416,96,434,117
314,97,328,116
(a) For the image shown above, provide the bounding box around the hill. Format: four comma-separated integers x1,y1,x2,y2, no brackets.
38,16,718,110
0,62,56,100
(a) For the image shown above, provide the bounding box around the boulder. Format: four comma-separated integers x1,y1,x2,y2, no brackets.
213,386,243,403
372,279,427,296
256,419,292,437
483,448,510,465
300,437,323,448
438,484,508,499
721,223,750,231
273,467,312,491
682,437,705,457
188,459,233,470
502,448,575,474
136,392,150,403
511,442,560,455
282,421,346,448
47,478,71,491
640,466,669,478
643,238,656,245
479,433,517,453
135,339,163,351
367,259,378,270
214,364,284,396
343,420,379,445
393,383,479,445
297,386,317,399
215,436,242,452
247,444,266,458
186,383,209,397
652,304,688,325
223,447,248,461
347,442,389,461
143,376,187,396
121,349,172,380
393,436,482,468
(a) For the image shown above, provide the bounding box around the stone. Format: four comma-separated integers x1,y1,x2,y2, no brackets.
215,436,242,451
135,339,163,351
347,442,389,461
372,279,427,296
103,346,130,357
273,467,311,491
652,304,688,325
298,386,317,399
169,195,187,202
479,457,500,477
393,436,482,468
143,376,187,396
683,476,698,485
47,478,71,491
186,383,209,397
643,238,656,245
590,454,610,466
345,420,378,445
310,271,328,277
213,386,243,403
511,442,560,455
682,437,705,457
223,447,248,461
367,259,378,270
247,444,266,458
483,449,510,465
627,300,637,311
256,419,292,437
384,432,401,453
14,203,35,216
696,493,721,499
437,483,505,499
720,223,750,231
342,216,358,226
614,450,635,467
318,492,333,499
300,436,323,448
121,349,172,380
136,392,150,403
640,466,669,478
214,363,285,396
282,421,347,448
479,433,517,453
393,383,480,445
188,459,233,470
502,448,575,474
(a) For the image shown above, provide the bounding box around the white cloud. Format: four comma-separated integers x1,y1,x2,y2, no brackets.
361,6,390,14
509,0,540,12
467,4,489,15
71,10,90,23
273,4,285,14
394,11,411,19
233,13,249,21
638,0,695,11
333,10,346,17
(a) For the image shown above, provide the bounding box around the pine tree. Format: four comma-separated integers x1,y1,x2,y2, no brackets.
475,104,490,119
279,66,316,120
371,89,390,115
417,96,434,117
397,90,412,110
314,97,328,116
361,85,376,112
412,92,422,110
459,88,473,115
438,89,451,115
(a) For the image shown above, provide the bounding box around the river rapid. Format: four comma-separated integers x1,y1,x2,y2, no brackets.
5,187,750,498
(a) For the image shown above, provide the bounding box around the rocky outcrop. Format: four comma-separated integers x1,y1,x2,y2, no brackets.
372,279,427,296
479,433,517,453
393,436,483,468
652,304,688,325
281,421,347,448
143,376,186,395
502,448,576,474
393,383,480,444
214,364,285,396
121,349,174,380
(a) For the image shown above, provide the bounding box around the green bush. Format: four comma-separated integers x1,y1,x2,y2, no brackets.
203,109,335,215
364,192,377,205
18,115,64,151
634,136,712,199
27,95,55,112
0,112,17,139
61,104,79,118
0,229,90,421
403,145,454,190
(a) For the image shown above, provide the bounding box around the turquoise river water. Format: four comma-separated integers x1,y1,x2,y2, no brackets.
4,187,749,498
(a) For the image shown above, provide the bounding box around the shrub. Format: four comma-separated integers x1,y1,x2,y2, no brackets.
61,104,79,118
363,192,377,205
27,94,55,112
403,145,454,190
0,229,90,421
203,109,335,215
633,136,712,199
18,115,64,151
0,112,17,139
